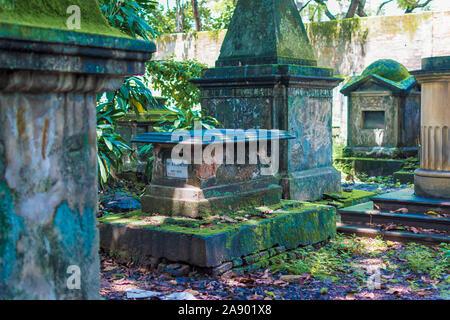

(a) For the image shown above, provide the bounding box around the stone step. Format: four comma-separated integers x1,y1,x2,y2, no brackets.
371,188,450,215
338,201,450,233
337,223,450,244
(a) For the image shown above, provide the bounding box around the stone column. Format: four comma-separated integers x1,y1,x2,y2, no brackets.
0,23,155,298
412,56,450,199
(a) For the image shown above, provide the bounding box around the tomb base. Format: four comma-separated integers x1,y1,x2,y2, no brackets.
334,157,405,177
99,201,336,268
287,166,341,201
141,177,282,218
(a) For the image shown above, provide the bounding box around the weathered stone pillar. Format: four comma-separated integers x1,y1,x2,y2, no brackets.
0,4,155,299
412,56,450,199
192,0,342,200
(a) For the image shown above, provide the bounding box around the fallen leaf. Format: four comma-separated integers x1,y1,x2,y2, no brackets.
390,208,409,214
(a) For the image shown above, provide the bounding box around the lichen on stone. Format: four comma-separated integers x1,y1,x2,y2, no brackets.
0,0,126,37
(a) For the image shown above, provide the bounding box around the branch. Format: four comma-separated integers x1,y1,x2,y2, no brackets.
377,0,394,15
299,0,314,11
404,0,434,13
313,0,336,20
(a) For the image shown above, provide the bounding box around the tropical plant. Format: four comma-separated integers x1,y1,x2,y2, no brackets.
146,57,221,131
96,101,131,187
153,105,221,132
97,1,158,187
96,76,157,186
146,58,206,111
98,0,158,40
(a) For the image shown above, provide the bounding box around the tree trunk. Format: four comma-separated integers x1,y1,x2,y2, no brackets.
191,0,202,31
345,0,360,18
357,0,367,17
175,0,183,33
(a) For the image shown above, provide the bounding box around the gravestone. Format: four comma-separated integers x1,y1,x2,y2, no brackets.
117,98,177,176
341,59,421,159
192,0,342,200
0,0,155,299
132,129,294,217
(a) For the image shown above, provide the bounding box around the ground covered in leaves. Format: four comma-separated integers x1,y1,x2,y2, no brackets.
100,234,450,300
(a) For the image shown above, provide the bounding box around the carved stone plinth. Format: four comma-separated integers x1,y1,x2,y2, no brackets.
0,20,155,299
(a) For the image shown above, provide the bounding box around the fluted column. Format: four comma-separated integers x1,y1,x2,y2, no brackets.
412,56,450,199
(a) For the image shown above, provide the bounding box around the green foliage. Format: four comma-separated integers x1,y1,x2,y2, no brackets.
396,0,434,13
147,58,206,110
96,76,156,187
146,58,220,131
207,0,237,30
399,243,450,280
97,1,158,186
153,105,221,131
98,0,158,40
138,143,154,181
145,0,237,34
270,233,363,280
96,103,131,187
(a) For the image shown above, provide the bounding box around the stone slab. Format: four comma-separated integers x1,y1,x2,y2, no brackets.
337,224,450,244
141,183,282,218
334,157,404,177
99,201,336,267
338,201,450,232
371,188,450,214
414,170,450,200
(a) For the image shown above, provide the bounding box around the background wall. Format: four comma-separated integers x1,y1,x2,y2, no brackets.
153,11,450,141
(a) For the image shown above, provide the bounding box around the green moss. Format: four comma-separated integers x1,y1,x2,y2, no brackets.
98,200,330,237
320,189,377,208
380,12,431,38
307,16,368,45
0,0,126,37
362,59,411,83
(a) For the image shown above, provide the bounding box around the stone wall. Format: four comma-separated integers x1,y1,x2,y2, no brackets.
154,11,450,141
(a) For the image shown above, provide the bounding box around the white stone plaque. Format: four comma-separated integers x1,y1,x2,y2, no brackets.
166,159,188,179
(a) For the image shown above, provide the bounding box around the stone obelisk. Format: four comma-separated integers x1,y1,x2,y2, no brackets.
192,0,342,200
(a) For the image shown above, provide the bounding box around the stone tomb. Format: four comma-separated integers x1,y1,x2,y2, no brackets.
337,59,421,179
341,59,421,158
100,129,337,269
132,129,294,218
337,57,450,244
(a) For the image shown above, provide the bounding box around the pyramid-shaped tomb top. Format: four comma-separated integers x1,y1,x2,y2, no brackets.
216,0,317,67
